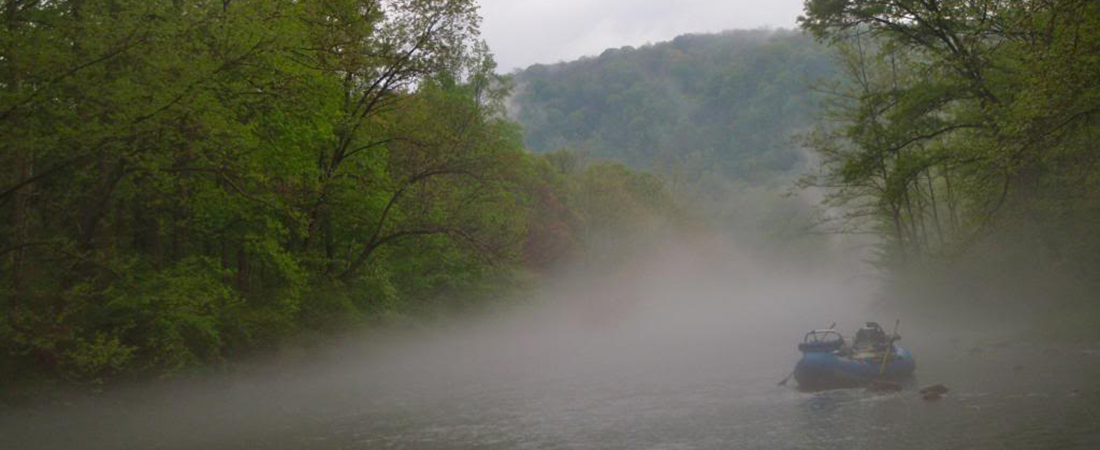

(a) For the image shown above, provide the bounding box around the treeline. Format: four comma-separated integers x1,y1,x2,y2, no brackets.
512,29,835,182
800,0,1100,331
0,0,677,387
509,30,840,258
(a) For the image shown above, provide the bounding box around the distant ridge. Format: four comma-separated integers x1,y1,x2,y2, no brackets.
510,29,834,182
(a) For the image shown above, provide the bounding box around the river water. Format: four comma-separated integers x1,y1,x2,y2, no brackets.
3,244,1099,449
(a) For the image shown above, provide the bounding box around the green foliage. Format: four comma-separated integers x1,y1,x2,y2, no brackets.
104,257,240,374
0,0,507,386
0,0,682,389
801,0,1100,329
517,151,681,271
64,333,136,385
512,30,835,181
511,30,840,259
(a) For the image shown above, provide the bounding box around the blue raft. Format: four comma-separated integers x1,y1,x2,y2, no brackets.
792,325,916,390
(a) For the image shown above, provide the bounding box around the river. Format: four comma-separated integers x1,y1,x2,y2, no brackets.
2,243,1098,449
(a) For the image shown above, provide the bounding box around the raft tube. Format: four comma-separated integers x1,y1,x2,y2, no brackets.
794,345,916,390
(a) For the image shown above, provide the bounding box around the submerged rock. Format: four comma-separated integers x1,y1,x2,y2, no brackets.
919,384,949,401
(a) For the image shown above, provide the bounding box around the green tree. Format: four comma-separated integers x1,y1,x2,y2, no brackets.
800,0,1100,328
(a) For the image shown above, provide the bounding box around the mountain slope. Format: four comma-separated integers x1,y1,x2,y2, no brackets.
510,29,835,182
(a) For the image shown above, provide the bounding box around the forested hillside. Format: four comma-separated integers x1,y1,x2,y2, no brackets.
513,5,1100,337
511,30,835,182
0,0,677,389
801,0,1100,333
507,30,842,257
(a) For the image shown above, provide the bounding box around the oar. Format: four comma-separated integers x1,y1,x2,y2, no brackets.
779,323,837,386
777,369,795,387
878,319,900,378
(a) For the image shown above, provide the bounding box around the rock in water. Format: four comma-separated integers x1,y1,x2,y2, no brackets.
921,391,944,401
919,384,949,395
919,384,949,401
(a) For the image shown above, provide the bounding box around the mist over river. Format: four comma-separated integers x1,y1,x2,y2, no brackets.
3,239,1099,449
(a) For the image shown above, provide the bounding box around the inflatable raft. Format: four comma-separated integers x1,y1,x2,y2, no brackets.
792,323,916,390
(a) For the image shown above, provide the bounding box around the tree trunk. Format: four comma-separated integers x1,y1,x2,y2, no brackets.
926,169,945,247
237,245,250,294
891,202,908,268
943,162,960,233
10,147,31,293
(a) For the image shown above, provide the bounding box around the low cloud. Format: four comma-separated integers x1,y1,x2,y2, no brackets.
479,0,805,72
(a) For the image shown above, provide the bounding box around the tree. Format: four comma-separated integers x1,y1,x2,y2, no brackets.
0,0,540,386
800,0,1100,324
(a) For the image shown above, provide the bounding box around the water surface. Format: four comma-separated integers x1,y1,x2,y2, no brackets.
4,248,1098,449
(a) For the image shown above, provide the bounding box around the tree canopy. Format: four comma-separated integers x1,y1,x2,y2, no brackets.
799,0,1100,328
0,0,680,388
511,29,836,182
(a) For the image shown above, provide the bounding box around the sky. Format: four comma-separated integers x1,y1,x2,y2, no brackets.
478,0,806,73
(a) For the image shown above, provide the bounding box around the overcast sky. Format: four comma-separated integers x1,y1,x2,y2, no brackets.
478,0,806,73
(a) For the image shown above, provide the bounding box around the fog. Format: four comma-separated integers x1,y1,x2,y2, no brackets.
4,232,1099,449
4,0,1100,448
479,0,805,71
1,234,872,448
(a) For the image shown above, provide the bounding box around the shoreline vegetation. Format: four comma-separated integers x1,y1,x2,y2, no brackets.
0,0,684,394
798,0,1100,341
4,0,1099,399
